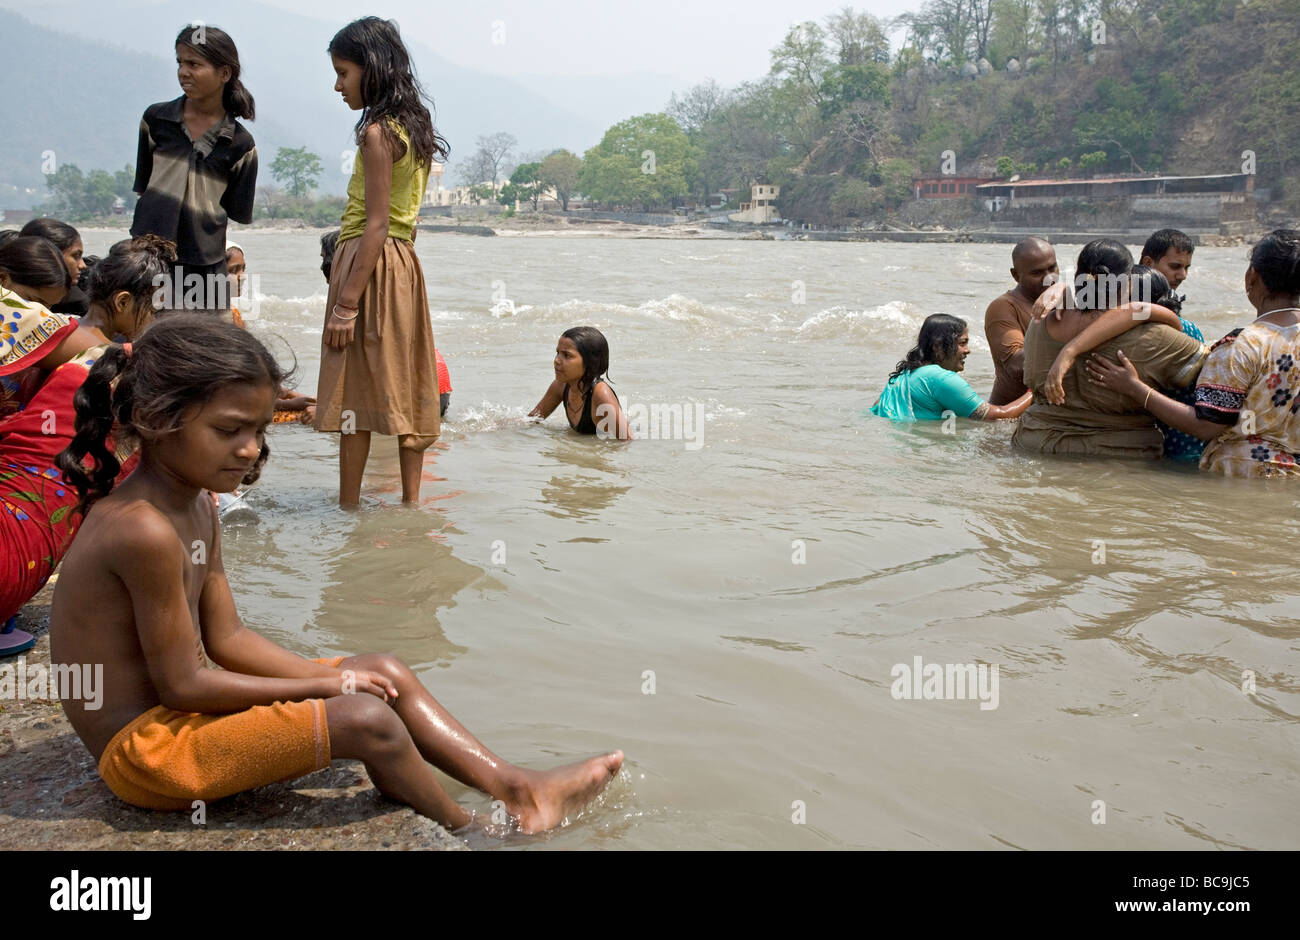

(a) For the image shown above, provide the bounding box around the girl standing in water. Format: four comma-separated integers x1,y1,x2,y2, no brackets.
315,17,448,506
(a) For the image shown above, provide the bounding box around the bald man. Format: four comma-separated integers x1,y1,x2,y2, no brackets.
984,237,1058,405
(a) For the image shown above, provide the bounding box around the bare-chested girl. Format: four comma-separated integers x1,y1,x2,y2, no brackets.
50,315,622,833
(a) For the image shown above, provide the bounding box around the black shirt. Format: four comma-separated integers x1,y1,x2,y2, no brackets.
130,97,257,265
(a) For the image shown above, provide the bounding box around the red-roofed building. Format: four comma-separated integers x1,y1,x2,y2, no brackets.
913,176,994,199
976,173,1253,205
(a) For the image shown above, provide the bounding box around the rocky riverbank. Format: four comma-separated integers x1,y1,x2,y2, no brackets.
0,590,464,851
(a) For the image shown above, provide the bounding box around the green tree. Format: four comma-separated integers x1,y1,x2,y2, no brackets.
579,114,693,210
996,155,1016,178
1078,150,1108,171
503,161,545,210
45,163,86,217
270,146,324,197
818,62,890,120
879,158,918,207
824,7,891,65
540,150,582,211
82,169,118,217
769,21,832,110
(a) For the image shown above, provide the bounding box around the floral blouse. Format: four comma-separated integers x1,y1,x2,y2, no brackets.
1195,320,1300,477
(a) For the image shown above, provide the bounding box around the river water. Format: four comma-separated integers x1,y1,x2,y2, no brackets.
82,229,1300,850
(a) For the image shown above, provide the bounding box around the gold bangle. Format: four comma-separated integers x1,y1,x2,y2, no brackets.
1143,387,1153,409
332,304,358,321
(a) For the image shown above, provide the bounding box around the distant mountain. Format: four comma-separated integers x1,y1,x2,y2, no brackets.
511,70,685,134
0,0,635,207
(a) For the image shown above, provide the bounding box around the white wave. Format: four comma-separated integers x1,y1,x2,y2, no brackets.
794,301,924,337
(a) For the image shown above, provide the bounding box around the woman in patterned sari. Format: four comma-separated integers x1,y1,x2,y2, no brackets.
0,236,171,652
1086,230,1300,478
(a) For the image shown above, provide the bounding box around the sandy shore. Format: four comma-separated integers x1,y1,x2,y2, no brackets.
0,589,464,851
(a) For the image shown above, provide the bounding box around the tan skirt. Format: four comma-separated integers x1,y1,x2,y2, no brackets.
313,236,440,449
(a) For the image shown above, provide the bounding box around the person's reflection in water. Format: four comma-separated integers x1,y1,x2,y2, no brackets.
312,510,502,665
538,440,630,520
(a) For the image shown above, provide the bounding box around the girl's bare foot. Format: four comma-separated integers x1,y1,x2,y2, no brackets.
504,751,624,833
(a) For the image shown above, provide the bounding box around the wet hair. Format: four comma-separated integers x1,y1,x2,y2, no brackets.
889,314,967,381
1074,239,1133,311
328,17,449,167
0,230,18,250
87,235,177,305
1248,229,1300,296
19,217,81,253
320,229,340,281
0,236,73,290
57,315,287,513
1128,265,1181,315
175,24,255,120
1141,228,1194,262
561,326,611,391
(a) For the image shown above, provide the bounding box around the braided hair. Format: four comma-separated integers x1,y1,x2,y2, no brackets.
57,315,287,514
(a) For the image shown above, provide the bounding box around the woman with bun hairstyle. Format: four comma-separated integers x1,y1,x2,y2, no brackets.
1012,239,1207,459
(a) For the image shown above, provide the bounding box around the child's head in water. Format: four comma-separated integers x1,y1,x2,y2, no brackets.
554,326,610,390
320,229,340,282
225,243,246,297
58,315,286,512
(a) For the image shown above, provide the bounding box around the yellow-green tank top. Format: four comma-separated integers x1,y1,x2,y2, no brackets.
337,121,429,244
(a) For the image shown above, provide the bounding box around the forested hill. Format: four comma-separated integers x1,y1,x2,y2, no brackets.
0,9,307,209
664,0,1300,225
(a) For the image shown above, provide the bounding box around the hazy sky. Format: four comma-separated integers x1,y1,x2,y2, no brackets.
258,0,918,85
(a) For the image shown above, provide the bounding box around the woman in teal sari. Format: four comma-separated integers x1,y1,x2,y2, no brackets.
871,314,1032,422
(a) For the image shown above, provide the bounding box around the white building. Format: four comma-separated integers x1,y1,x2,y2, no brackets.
728,182,781,223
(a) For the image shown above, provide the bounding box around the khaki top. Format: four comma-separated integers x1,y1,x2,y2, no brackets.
1013,319,1206,459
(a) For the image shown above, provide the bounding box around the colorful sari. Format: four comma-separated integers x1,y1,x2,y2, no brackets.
1195,321,1300,478
0,287,114,621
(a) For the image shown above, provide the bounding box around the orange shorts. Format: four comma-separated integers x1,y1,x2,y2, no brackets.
98,657,347,811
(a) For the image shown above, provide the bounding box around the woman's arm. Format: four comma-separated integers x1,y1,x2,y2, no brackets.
528,379,565,419
592,383,634,439
1041,304,1181,405
1084,351,1229,442
324,124,393,351
981,390,1032,421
